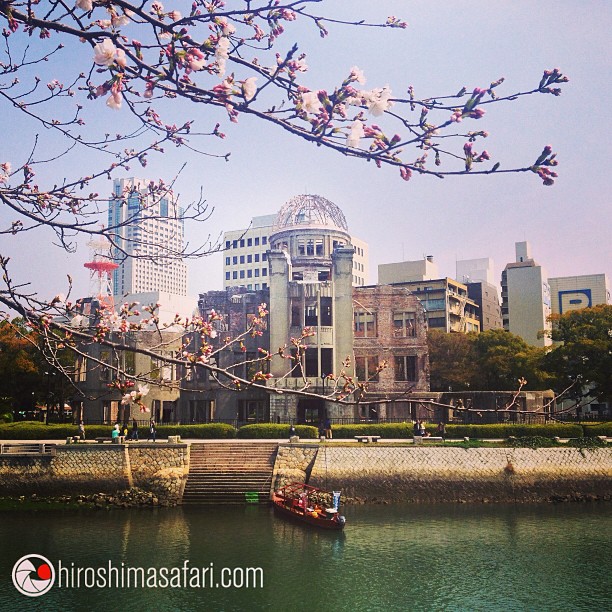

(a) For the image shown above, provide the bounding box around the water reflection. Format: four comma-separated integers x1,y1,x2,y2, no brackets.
0,503,609,612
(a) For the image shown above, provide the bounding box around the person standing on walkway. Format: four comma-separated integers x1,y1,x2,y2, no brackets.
148,419,157,442
437,421,447,441
131,419,139,441
78,420,86,441
325,418,333,439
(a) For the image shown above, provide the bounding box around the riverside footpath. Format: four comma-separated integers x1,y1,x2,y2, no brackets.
0,438,610,505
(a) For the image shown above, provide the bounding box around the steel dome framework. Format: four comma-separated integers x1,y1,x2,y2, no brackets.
272,194,349,233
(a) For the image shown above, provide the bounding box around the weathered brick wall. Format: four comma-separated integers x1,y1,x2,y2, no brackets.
307,447,612,502
0,444,189,504
353,285,430,395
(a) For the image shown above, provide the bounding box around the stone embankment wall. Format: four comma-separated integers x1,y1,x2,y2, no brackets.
272,444,318,490
0,445,189,505
304,446,612,503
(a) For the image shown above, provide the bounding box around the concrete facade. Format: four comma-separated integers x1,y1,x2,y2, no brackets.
378,256,439,284
548,274,610,315
501,241,552,347
466,281,503,331
456,257,496,285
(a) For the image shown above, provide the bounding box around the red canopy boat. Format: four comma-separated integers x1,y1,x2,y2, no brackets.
272,482,346,530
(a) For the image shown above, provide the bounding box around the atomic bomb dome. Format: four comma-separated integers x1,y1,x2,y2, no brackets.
272,194,349,233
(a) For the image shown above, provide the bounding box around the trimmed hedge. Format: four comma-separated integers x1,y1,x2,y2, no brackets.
0,422,81,440
446,423,583,439
0,421,605,441
0,421,236,440
237,423,318,439
330,423,413,439
582,423,612,437
153,424,236,439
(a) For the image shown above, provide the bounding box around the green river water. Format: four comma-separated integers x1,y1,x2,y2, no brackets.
0,502,609,611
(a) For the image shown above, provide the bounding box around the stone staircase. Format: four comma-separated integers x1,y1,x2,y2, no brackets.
182,443,278,505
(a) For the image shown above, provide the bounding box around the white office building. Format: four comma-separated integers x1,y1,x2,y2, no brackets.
222,198,369,289
548,274,610,315
108,178,188,297
501,241,552,347
456,257,496,285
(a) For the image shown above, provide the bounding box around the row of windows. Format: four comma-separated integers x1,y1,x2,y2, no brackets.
226,268,268,280
347,354,421,382
225,252,268,265
225,236,268,249
354,311,418,338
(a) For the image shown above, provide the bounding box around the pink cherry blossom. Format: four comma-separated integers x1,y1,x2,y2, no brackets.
217,17,236,35
76,0,93,11
106,90,122,109
186,48,205,72
0,161,11,185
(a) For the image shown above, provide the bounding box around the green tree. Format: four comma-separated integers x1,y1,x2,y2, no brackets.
544,305,612,403
0,318,44,413
471,329,550,391
427,330,477,392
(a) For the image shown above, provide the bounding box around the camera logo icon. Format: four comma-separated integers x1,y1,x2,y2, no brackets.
12,554,55,597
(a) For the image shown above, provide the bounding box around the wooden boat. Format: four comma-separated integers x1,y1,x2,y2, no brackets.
272,482,346,530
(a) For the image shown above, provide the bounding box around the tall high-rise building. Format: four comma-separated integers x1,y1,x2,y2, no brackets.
222,203,369,289
108,178,187,297
501,241,551,347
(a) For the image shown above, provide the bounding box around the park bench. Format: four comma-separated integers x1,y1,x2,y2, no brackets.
354,435,381,443
412,436,443,444
95,436,126,444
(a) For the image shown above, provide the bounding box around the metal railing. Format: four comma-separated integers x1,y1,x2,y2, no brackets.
0,443,56,455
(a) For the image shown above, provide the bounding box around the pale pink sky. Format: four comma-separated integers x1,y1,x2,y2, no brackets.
1,1,610,304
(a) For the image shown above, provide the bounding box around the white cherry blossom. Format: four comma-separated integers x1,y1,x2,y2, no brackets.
242,77,257,101
93,39,118,66
347,120,365,148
